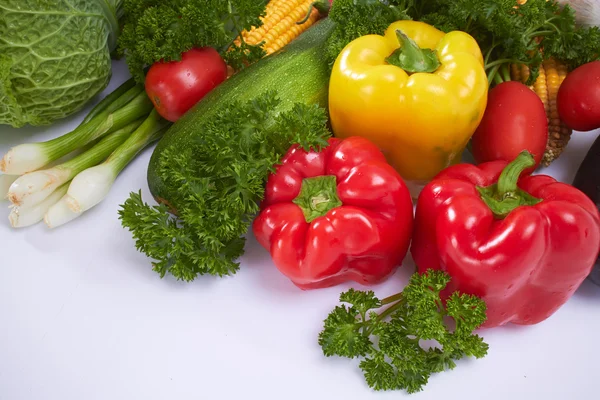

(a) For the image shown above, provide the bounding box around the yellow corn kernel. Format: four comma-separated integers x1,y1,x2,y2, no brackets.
510,58,572,166
234,0,323,58
533,64,549,114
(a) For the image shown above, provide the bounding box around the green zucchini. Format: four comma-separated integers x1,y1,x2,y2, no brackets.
147,18,335,203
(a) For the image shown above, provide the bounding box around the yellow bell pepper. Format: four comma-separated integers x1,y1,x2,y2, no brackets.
328,20,488,193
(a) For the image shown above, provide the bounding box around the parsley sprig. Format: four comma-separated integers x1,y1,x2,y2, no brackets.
117,0,269,82
418,0,600,84
119,91,330,281
319,270,489,394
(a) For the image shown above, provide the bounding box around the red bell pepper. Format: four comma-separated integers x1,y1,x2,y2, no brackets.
411,151,600,328
253,136,414,290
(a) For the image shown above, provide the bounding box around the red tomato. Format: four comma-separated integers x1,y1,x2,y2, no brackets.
557,61,600,132
471,81,548,172
145,47,228,122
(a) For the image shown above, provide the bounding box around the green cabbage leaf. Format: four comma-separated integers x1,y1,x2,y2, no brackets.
0,0,122,128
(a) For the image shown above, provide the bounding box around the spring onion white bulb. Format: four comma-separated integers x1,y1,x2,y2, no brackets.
0,144,50,176
6,120,142,209
0,87,151,175
44,165,115,228
7,168,70,209
1,174,18,200
45,109,170,228
9,183,69,228
556,0,600,27
44,194,79,229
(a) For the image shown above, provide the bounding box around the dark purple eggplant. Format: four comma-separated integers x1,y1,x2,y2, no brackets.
573,135,600,286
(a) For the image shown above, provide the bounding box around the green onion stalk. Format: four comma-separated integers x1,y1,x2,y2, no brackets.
0,81,151,175
1,78,171,229
7,120,143,209
45,110,170,229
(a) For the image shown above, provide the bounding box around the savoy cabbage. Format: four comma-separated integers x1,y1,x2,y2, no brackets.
0,0,122,128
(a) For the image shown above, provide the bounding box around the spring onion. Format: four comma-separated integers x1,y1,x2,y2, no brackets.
80,78,137,126
7,120,143,209
8,183,69,228
1,174,18,200
0,85,152,175
45,109,170,228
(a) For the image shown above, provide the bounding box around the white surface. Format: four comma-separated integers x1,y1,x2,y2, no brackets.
1,60,599,400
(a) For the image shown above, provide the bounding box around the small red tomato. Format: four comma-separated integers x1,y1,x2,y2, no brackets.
145,47,228,122
557,61,600,132
471,81,548,173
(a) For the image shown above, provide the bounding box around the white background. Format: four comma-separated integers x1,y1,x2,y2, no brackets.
1,60,599,400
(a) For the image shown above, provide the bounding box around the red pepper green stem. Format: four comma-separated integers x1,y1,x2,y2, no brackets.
385,30,441,74
477,151,542,219
293,175,342,223
497,151,535,194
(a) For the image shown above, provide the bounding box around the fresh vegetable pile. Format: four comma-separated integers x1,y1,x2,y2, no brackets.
2,0,600,395
121,17,336,279
0,0,323,228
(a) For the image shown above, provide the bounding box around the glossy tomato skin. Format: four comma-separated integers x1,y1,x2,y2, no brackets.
471,81,548,172
145,47,228,122
557,61,600,132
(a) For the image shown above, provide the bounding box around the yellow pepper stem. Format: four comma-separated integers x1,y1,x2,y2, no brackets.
385,29,441,74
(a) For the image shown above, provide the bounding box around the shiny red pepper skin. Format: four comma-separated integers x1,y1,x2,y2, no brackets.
253,137,414,290
411,160,600,328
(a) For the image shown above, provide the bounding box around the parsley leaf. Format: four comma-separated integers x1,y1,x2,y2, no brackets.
117,0,268,82
340,288,382,315
318,270,489,393
319,289,382,358
119,91,331,281
319,304,373,358
416,0,600,84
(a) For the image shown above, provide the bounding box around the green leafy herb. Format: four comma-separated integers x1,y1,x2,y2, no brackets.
119,90,331,281
415,0,600,84
117,0,269,82
319,270,488,394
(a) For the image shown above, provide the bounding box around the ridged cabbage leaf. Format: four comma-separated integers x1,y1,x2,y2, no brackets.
0,0,121,128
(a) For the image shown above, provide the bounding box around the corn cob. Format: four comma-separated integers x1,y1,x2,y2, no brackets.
238,0,323,56
510,58,572,166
